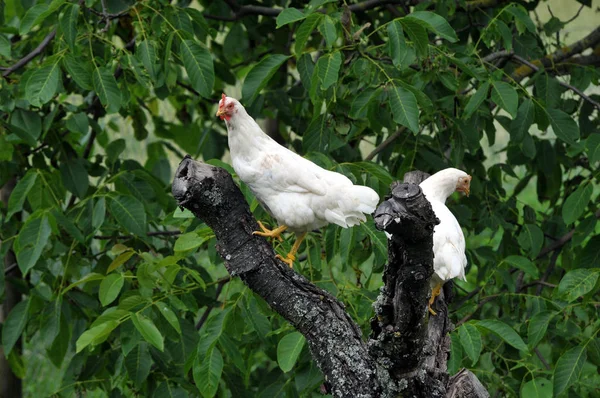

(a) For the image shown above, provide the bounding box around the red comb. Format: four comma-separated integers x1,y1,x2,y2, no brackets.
221,93,226,102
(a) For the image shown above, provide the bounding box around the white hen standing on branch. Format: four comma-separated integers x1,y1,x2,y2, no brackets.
419,168,471,315
216,94,380,268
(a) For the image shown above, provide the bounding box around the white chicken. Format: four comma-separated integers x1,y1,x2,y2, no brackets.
419,168,471,315
216,94,380,267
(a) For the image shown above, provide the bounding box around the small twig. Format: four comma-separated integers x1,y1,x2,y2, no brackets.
536,209,599,260
520,280,557,291
456,295,499,326
94,230,182,240
205,0,403,22
4,262,18,275
196,277,230,330
565,3,584,24
482,50,513,64
2,29,57,78
511,53,600,111
534,348,551,370
536,249,560,296
365,127,405,161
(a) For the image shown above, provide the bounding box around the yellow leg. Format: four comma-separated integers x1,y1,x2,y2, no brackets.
428,283,443,316
276,232,307,268
253,221,287,241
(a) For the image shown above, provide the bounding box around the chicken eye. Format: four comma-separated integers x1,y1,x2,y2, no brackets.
227,103,233,109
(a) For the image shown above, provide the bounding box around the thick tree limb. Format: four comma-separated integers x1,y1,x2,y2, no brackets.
1,29,56,78
172,157,380,398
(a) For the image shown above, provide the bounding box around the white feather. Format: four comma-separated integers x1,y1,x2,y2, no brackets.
221,97,380,233
419,168,469,287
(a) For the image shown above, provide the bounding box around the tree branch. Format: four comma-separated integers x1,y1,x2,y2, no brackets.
365,127,406,161
1,29,56,78
205,0,405,21
510,25,600,82
172,157,380,397
511,54,600,111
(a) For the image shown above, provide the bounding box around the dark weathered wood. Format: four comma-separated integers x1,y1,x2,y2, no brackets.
369,177,444,397
172,157,380,398
447,369,491,398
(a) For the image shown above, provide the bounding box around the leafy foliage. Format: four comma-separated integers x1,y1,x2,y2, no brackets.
0,0,598,397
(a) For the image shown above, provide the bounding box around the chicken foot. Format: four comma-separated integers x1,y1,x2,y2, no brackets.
253,221,287,241
276,232,307,268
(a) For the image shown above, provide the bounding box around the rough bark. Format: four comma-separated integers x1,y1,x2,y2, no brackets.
171,158,489,398
172,157,380,398
1,178,22,398
368,172,446,397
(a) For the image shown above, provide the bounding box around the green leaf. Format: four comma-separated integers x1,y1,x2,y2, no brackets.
350,88,378,119
276,8,305,28
491,81,518,119
477,319,528,352
359,221,388,262
277,332,306,372
316,51,341,90
99,273,124,306
387,20,407,68
26,61,60,106
302,114,333,153
389,85,419,133
76,320,119,353
546,108,580,145
180,40,214,99
295,13,323,55
586,134,600,164
503,255,539,279
155,302,181,334
124,342,152,387
458,323,482,365
557,269,599,302
63,273,104,293
63,54,92,90
553,345,586,397
15,215,52,275
9,109,41,146
400,18,428,58
131,312,164,351
0,35,11,58
193,347,224,398
174,232,209,252
506,4,536,35
522,378,552,398
51,209,85,243
107,250,134,274
137,40,157,80
318,15,337,48
348,162,394,186
297,53,314,91
92,197,106,229
19,4,49,35
59,159,89,198
92,66,121,113
59,3,79,51
562,183,592,225
464,82,489,119
7,170,37,220
536,74,562,109
408,11,458,42
518,224,544,259
109,195,147,236
1,299,30,356
510,98,534,142
242,54,289,105
528,311,555,348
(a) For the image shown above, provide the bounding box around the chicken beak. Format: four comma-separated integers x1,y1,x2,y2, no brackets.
216,108,225,117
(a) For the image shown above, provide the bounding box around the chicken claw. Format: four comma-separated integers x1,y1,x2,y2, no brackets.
253,221,287,241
